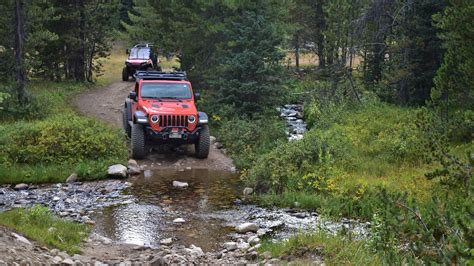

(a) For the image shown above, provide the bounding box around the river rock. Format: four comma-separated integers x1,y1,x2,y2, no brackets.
14,183,28,190
65,173,78,183
62,258,74,265
172,181,188,188
236,223,259,233
237,242,250,251
248,236,260,245
210,136,217,144
160,238,173,245
215,142,223,149
173,218,186,223
243,187,253,196
128,159,141,175
223,242,237,251
11,232,31,245
186,244,204,257
107,164,128,178
230,167,238,174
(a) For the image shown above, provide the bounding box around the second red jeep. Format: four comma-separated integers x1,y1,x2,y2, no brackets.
122,71,210,159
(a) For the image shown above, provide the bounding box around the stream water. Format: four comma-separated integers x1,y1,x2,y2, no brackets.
92,169,368,252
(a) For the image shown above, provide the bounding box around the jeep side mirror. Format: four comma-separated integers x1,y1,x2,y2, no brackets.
130,91,137,101
125,49,129,55
194,92,201,101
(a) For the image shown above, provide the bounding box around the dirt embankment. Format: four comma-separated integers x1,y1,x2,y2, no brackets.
73,81,234,172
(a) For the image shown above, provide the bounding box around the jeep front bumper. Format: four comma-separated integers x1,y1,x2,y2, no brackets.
145,126,201,144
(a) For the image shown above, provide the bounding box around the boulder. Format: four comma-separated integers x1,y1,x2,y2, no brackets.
14,183,28,190
172,181,188,188
107,164,128,178
65,173,78,183
236,223,259,233
243,187,253,196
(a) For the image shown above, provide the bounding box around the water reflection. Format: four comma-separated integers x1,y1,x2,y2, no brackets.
93,169,241,250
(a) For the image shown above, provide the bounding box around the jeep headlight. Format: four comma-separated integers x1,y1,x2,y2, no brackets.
188,115,196,124
150,115,159,124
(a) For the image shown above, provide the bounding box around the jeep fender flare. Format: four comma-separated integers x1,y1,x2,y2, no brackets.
134,111,148,124
198,112,209,125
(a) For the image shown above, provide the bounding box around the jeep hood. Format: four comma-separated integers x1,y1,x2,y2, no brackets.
141,100,197,115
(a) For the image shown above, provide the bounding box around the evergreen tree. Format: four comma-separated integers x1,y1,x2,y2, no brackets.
432,0,474,134
385,0,445,105
212,3,286,114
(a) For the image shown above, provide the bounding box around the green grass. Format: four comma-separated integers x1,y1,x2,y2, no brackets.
0,206,89,254
0,78,127,184
258,231,383,265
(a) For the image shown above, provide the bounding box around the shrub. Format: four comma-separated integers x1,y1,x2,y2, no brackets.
0,113,126,165
215,112,287,170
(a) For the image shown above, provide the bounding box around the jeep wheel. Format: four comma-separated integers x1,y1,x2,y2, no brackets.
122,67,129,81
195,125,210,159
131,124,146,159
122,106,131,137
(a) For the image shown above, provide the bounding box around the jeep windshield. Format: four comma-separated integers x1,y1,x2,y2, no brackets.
140,83,192,100
128,48,150,59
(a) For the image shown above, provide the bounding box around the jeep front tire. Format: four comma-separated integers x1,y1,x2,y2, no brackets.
122,67,129,81
195,125,210,159
122,106,131,137
131,124,146,159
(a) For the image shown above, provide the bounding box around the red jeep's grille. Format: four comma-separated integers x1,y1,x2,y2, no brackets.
159,115,188,127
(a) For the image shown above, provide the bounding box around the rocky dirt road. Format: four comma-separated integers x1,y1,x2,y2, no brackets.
73,81,234,172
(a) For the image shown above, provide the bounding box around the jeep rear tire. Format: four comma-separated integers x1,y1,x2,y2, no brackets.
195,125,210,159
131,124,146,159
122,106,131,137
122,67,128,81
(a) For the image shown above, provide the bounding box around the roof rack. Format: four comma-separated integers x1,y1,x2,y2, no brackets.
134,43,153,48
134,71,187,81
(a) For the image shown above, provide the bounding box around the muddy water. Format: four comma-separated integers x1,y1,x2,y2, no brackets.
92,169,242,251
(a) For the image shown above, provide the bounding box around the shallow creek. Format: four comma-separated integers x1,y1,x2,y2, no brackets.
91,169,368,252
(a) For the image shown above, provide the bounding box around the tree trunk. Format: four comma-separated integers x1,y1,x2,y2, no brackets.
14,0,29,105
294,32,300,71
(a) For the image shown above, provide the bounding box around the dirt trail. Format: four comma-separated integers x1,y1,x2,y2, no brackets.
74,81,234,172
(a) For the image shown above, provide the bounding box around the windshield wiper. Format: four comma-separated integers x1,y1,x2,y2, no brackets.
160,97,182,102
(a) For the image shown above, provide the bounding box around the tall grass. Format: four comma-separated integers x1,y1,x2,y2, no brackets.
0,206,89,254
258,231,383,265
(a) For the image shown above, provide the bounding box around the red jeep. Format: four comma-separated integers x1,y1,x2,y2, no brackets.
122,71,210,159
122,44,162,81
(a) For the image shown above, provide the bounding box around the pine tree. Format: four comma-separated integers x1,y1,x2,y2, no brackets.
432,1,474,125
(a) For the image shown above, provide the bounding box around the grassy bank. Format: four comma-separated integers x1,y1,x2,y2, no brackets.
0,81,127,184
0,206,88,254
214,90,472,263
258,232,384,265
